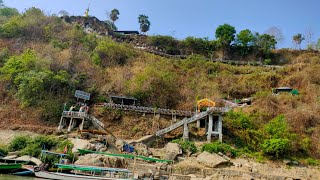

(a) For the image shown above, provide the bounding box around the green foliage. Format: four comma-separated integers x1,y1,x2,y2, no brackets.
0,7,19,18
19,143,42,157
292,33,305,49
255,33,277,58
215,24,236,58
50,38,70,49
92,38,135,67
1,49,75,107
306,158,320,166
0,144,8,156
0,15,23,37
8,135,72,158
171,139,197,154
225,110,255,130
201,142,237,157
225,111,263,150
264,115,291,139
147,35,180,54
181,37,216,56
18,135,58,157
127,63,180,108
261,138,291,158
264,59,272,65
8,135,32,151
236,29,254,56
138,14,150,33
57,139,74,154
109,9,120,23
33,135,59,150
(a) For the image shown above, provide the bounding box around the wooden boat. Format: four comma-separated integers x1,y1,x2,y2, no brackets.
34,164,134,180
12,165,34,176
78,148,172,163
0,163,22,173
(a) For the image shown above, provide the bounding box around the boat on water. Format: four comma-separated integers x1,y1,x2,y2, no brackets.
78,148,172,163
0,163,22,173
0,157,39,176
34,164,134,180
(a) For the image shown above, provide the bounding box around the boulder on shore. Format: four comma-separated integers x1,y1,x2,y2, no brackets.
75,154,127,168
164,143,182,160
196,151,229,168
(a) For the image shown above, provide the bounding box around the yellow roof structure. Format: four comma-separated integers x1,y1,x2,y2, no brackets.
197,98,215,112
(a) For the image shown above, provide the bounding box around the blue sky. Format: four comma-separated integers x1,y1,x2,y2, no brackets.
4,0,320,48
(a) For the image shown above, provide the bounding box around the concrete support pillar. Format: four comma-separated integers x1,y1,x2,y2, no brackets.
67,118,73,132
80,118,85,131
197,120,200,128
58,117,64,131
218,115,223,142
207,114,213,142
182,122,189,141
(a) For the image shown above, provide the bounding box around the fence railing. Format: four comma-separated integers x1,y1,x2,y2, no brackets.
95,103,194,117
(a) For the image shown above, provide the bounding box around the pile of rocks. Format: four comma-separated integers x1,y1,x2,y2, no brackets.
75,154,127,168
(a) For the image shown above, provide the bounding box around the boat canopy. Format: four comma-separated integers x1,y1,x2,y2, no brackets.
41,150,68,157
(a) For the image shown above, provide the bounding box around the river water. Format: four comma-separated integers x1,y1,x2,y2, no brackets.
0,174,36,180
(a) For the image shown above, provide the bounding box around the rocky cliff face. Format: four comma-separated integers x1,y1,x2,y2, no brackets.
61,16,114,36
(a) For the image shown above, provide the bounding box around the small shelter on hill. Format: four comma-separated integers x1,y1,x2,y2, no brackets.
113,31,139,35
272,87,299,95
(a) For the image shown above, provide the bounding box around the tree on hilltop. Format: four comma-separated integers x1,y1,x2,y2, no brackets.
236,29,255,56
255,33,277,58
58,10,69,17
138,14,150,34
265,26,284,45
109,9,120,24
292,33,305,50
0,0,4,8
215,24,236,59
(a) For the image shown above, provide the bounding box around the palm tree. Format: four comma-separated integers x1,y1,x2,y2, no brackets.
109,9,120,24
138,14,150,34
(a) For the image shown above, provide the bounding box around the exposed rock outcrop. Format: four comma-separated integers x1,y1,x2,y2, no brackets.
196,152,229,168
75,154,127,168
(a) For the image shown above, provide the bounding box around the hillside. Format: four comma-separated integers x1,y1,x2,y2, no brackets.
0,7,320,164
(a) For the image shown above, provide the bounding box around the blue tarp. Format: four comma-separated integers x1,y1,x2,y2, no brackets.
123,144,134,153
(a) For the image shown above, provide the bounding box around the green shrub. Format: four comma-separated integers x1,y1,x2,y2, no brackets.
225,110,255,130
19,143,41,157
33,135,58,150
0,144,8,156
264,59,272,65
0,16,23,38
261,138,291,158
9,135,32,151
147,35,180,55
171,139,197,154
264,115,292,139
57,139,74,154
201,142,237,157
92,38,136,67
306,158,320,166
